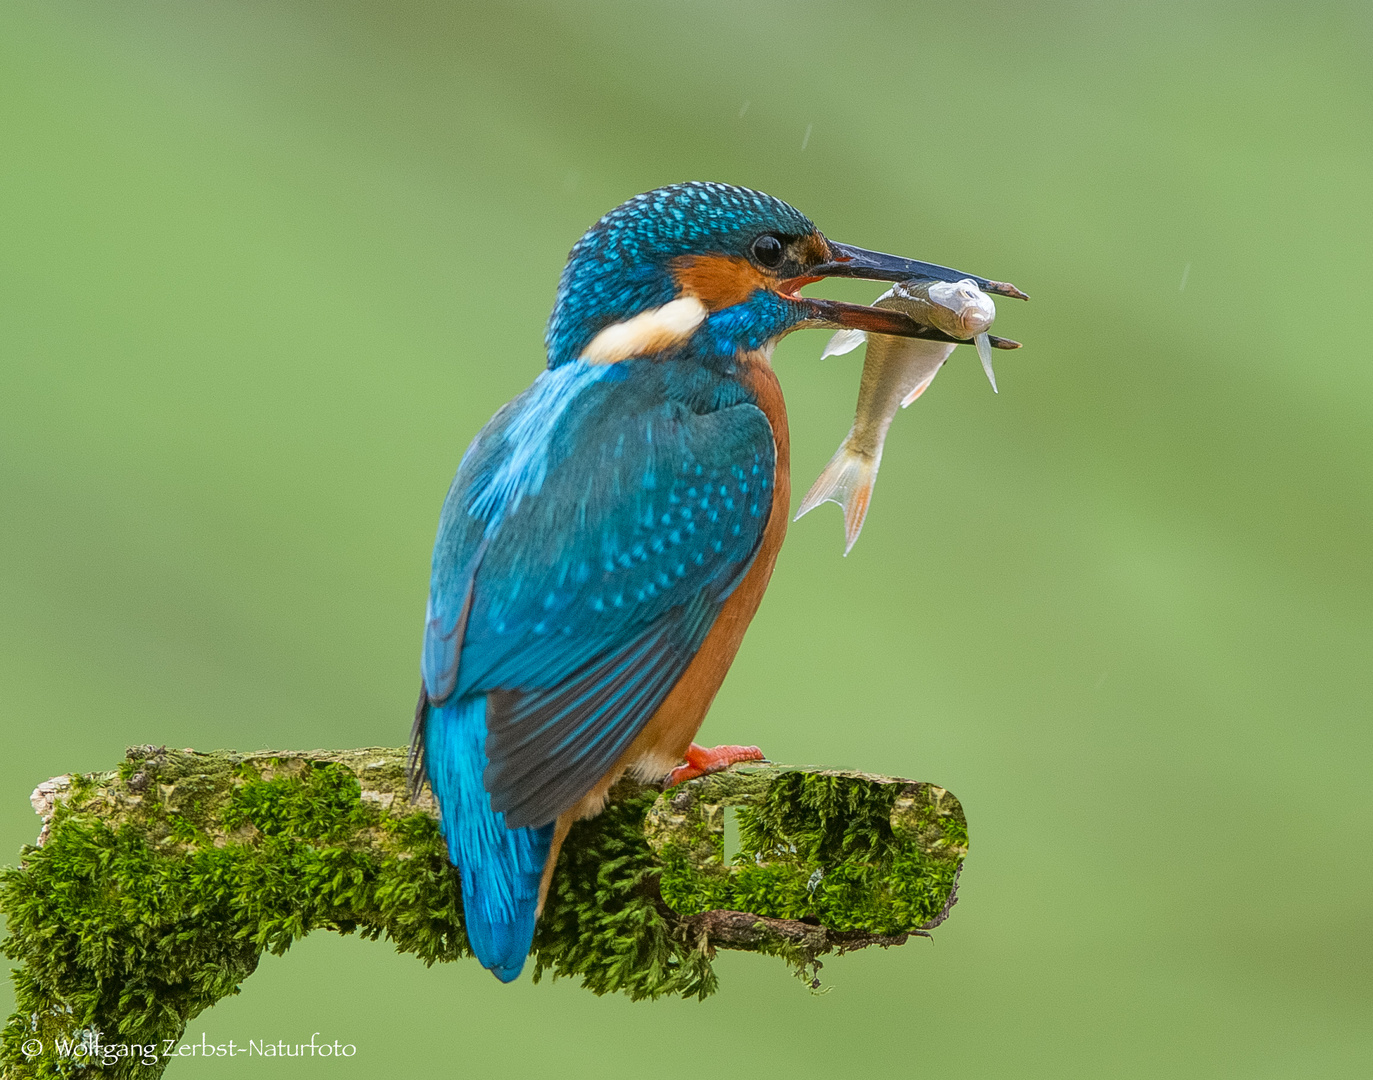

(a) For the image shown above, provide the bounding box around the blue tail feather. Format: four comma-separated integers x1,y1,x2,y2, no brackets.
424,695,554,982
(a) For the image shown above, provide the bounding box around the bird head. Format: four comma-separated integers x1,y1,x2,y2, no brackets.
544,181,1024,370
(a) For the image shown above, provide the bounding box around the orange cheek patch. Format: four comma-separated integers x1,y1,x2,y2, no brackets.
670,254,771,310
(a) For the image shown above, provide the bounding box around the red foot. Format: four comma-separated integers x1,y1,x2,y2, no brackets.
665,742,766,786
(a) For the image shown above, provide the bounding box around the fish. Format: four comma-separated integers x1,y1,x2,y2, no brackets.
796,278,998,554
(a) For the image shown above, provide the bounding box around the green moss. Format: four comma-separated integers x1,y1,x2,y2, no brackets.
649,770,967,936
1,750,966,1079
531,788,716,1001
222,761,379,842
1,754,467,1080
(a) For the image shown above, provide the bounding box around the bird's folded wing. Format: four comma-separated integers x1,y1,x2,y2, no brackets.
422,374,776,829
480,607,707,827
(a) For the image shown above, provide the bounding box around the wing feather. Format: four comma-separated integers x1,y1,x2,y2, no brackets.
419,365,775,829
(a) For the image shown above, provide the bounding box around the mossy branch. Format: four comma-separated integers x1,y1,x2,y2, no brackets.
2,746,967,1079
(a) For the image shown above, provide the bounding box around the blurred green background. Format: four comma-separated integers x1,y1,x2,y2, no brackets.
2,0,1370,1075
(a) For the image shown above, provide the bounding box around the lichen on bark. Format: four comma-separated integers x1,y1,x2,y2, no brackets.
2,745,967,1079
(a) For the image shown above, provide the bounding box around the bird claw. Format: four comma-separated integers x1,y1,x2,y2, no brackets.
664,743,766,787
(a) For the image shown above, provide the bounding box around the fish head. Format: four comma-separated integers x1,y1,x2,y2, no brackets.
927,279,997,338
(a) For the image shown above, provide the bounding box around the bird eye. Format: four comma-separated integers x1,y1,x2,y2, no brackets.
751,234,785,268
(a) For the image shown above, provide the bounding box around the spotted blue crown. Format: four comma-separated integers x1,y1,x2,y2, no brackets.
544,182,816,368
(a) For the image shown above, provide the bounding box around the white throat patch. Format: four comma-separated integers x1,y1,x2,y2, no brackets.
580,296,707,365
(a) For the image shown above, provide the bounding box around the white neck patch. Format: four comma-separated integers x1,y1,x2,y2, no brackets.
580,296,707,365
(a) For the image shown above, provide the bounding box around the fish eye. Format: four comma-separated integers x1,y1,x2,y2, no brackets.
751,233,785,268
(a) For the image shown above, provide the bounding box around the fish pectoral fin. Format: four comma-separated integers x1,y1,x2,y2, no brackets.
900,365,944,408
975,332,998,393
820,328,867,359
795,440,880,556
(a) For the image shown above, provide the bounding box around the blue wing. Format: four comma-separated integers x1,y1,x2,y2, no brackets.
420,360,776,829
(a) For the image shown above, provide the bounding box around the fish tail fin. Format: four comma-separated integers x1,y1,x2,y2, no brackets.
795,433,881,555
424,695,554,983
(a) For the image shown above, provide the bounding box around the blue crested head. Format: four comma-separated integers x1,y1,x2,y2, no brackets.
544,182,827,369
541,181,1018,372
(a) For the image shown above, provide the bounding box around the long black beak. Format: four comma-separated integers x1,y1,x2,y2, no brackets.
810,241,1029,301
800,296,1022,350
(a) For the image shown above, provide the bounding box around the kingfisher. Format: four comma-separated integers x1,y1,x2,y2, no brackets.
410,181,1014,982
